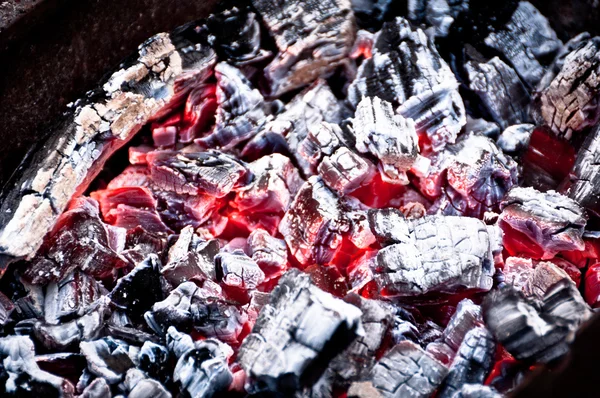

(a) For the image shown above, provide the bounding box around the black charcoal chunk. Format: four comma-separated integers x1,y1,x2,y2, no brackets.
121,368,172,398
437,327,496,398
500,187,587,258
149,150,249,197
234,153,303,214
279,177,351,265
465,57,531,129
206,7,270,65
138,342,171,385
161,226,219,286
350,97,419,184
428,133,519,218
483,281,591,363
407,0,469,38
568,125,600,217
247,229,288,279
319,147,376,194
166,327,233,398
44,271,105,325
483,2,561,87
348,17,466,151
145,281,246,343
105,324,160,346
351,0,391,28
535,37,600,140
370,341,448,398
251,0,356,96
80,337,136,384
34,297,111,350
215,250,265,291
0,335,73,396
496,124,534,155
197,63,267,149
264,81,348,176
374,215,498,297
109,254,162,315
238,269,362,393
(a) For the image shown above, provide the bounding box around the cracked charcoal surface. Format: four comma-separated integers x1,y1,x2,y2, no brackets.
299,122,355,173
373,215,497,297
348,17,466,151
483,2,561,88
535,37,600,140
351,97,419,185
465,57,531,130
500,187,587,258
370,341,448,398
318,146,376,194
569,124,600,217
0,28,217,266
251,0,356,96
238,269,362,394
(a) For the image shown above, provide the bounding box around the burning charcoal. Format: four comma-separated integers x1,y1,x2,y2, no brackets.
437,327,496,398
91,187,157,223
0,27,216,267
108,165,152,190
496,124,534,155
153,190,223,232
538,32,592,90
138,342,171,385
179,84,218,143
465,57,531,129
238,269,362,393
442,299,483,352
279,177,351,265
215,250,265,291
79,377,111,398
499,187,586,259
483,281,591,363
483,2,562,87
34,297,111,350
241,131,293,162
350,97,419,184
109,254,163,315
391,307,420,345
348,17,466,151
108,205,173,234
121,226,167,265
121,368,172,398
44,271,105,324
367,208,410,245
319,147,376,194
145,281,247,343
373,215,498,298
149,149,249,197
233,154,303,214
407,0,469,38
568,125,600,217
535,37,600,140
105,324,161,346
153,126,177,147
24,198,129,284
161,226,219,285
247,229,288,280
524,261,573,300
206,7,271,65
166,328,233,398
369,341,448,398
251,0,356,96
0,335,74,396
264,80,348,175
12,277,45,320
427,133,519,218
80,337,136,384
503,257,534,291
196,63,267,149
299,122,354,173
451,384,502,398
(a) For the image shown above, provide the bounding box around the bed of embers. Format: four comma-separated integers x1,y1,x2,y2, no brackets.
3,0,600,397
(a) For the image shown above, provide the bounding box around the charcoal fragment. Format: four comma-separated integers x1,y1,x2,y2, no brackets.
524,261,573,300
483,2,561,87
465,57,531,129
407,0,469,38
437,327,496,398
373,215,498,297
109,254,162,316
499,187,587,259
496,124,534,155
247,229,288,280
370,341,448,398
215,250,265,291
299,122,355,173
44,271,105,325
238,269,362,393
251,0,356,96
279,177,351,265
568,124,600,217
348,17,466,151
80,337,136,384
319,147,376,194
138,342,171,385
350,97,419,184
538,32,592,90
442,299,483,352
121,368,172,398
351,0,392,28
79,377,111,398
535,37,600,140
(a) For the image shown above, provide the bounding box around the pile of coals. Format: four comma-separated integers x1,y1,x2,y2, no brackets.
1,0,600,397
